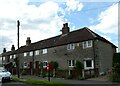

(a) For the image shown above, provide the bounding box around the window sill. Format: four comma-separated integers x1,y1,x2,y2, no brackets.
69,66,75,67
84,67,94,70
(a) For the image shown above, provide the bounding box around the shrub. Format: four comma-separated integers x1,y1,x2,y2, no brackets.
67,75,73,79
109,73,120,82
46,73,53,77
42,72,46,78
110,53,120,82
21,70,28,75
78,76,85,80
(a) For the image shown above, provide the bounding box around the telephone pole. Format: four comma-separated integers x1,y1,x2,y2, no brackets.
17,20,20,78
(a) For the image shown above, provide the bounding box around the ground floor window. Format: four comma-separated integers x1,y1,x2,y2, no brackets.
23,62,29,68
68,60,76,67
84,59,94,70
43,61,48,68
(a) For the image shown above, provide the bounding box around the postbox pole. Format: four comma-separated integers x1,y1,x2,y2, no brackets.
48,69,50,81
47,63,51,81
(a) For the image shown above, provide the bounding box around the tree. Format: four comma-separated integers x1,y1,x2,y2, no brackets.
50,61,59,77
110,53,120,82
76,61,83,69
39,62,44,77
76,61,84,78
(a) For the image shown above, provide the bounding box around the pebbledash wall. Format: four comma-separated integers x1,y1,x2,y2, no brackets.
0,23,116,78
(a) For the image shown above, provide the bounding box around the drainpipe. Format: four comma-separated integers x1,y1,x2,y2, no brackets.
93,39,96,77
2,54,3,67
32,50,35,75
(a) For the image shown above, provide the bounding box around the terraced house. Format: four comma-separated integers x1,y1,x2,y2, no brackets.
0,23,117,78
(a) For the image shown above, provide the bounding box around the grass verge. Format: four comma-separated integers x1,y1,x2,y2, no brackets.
12,77,65,85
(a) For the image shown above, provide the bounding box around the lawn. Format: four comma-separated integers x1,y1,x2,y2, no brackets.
12,77,66,85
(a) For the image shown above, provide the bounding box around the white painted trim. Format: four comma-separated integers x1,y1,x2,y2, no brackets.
84,59,94,70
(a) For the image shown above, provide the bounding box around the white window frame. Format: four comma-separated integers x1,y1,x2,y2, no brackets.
68,60,76,67
67,43,75,50
42,49,47,54
23,62,29,68
13,55,16,59
84,59,94,70
83,40,92,49
3,57,5,60
0,57,2,61
43,61,48,68
10,55,12,59
29,51,33,56
35,50,39,55
24,52,27,57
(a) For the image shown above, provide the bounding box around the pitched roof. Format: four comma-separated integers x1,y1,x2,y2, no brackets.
1,27,117,55
17,27,116,53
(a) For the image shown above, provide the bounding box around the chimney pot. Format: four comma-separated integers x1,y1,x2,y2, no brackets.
11,45,15,51
61,23,70,34
26,37,31,46
3,48,6,53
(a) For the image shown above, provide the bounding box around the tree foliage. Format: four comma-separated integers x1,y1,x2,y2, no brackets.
50,61,58,70
76,61,83,70
110,53,120,82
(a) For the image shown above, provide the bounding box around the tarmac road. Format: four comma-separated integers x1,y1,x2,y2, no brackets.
0,80,120,86
0,81,42,86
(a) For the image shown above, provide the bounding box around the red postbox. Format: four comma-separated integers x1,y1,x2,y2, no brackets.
47,63,52,71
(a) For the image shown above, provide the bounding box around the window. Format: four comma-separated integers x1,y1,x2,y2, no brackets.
29,51,33,56
10,55,12,59
24,52,27,57
83,41,87,48
35,50,39,55
88,40,92,47
42,49,47,54
67,44,75,50
0,57,2,61
3,57,5,60
83,40,92,48
68,60,76,67
43,61,48,68
23,62,29,68
84,59,94,70
13,55,16,59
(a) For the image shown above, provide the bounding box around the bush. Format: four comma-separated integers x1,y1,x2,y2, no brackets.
109,73,120,82
78,76,85,80
67,75,73,79
46,73,53,77
42,72,46,78
110,53,120,82
21,70,28,75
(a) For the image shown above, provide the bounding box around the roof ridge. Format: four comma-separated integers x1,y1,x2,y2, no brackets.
85,28,97,38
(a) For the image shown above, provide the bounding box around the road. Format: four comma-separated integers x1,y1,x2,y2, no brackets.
0,81,42,86
0,80,120,86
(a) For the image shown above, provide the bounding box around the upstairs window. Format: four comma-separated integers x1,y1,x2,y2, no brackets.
35,50,39,55
67,44,75,50
42,49,47,54
13,55,16,59
0,57,2,61
83,40,92,48
68,60,76,67
3,57,5,60
29,51,33,56
24,52,27,57
10,55,12,59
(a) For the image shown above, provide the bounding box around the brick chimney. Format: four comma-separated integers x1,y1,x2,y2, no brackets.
26,37,31,46
11,45,15,51
61,23,70,34
3,48,6,53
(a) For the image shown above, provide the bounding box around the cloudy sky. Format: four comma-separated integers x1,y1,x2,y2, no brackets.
0,0,119,53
